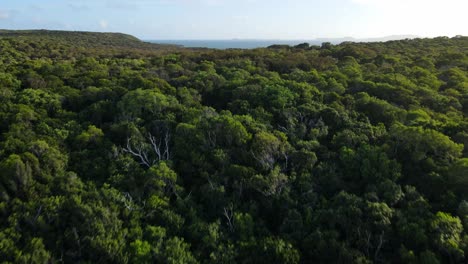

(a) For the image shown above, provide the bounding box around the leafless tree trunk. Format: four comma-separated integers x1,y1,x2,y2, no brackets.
123,137,152,167
148,132,170,161
374,231,385,262
123,132,171,168
223,204,234,232
251,150,275,170
72,227,82,258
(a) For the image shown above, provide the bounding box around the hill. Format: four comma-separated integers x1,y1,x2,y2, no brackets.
0,29,181,58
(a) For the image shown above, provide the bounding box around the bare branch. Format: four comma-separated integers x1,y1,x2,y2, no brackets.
223,204,234,232
33,205,43,222
72,227,82,258
164,131,170,160
207,131,217,148
123,138,151,168
148,133,162,161
124,131,171,168
374,231,385,262
278,125,289,132
148,132,170,162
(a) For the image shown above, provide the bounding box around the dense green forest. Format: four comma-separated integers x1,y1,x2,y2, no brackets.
0,30,467,263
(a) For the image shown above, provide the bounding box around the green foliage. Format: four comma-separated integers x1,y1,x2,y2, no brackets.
161,237,198,264
431,212,464,260
0,31,467,263
0,154,32,200
118,88,178,121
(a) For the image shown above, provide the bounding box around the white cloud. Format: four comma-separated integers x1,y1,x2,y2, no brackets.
154,0,256,6
348,0,468,37
106,1,138,10
0,10,10,20
99,19,109,29
68,4,91,11
350,0,467,8
349,0,467,10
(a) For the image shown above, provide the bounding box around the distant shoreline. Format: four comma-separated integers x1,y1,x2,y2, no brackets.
146,40,324,49
146,35,419,49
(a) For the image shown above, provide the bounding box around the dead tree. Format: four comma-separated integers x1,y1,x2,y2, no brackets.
123,132,171,168
148,131,170,161
123,137,152,167
223,204,234,232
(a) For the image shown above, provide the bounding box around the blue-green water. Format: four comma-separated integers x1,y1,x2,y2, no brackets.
147,36,419,49
147,40,326,49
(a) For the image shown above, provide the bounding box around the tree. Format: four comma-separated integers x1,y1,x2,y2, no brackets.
15,238,51,264
160,237,198,264
430,212,464,261
0,154,32,200
118,88,178,121
251,131,290,170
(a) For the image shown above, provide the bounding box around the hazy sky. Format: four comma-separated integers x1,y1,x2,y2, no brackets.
0,0,466,39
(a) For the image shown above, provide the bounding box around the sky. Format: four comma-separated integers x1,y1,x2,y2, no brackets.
0,0,466,40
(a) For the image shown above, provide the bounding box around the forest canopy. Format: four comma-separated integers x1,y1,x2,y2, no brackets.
0,30,467,263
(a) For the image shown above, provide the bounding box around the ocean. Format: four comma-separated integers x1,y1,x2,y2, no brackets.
146,40,326,49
